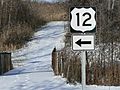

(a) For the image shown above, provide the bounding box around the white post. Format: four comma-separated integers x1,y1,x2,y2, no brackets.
81,51,86,90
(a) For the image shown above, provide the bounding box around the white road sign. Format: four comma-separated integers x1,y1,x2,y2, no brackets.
70,7,96,33
72,35,95,50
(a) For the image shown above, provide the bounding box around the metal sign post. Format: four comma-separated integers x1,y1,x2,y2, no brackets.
81,51,86,90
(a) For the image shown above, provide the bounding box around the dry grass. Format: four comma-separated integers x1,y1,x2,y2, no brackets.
0,1,68,51
31,2,68,22
0,23,33,51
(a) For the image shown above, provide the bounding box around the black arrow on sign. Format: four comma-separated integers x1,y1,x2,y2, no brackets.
75,39,91,47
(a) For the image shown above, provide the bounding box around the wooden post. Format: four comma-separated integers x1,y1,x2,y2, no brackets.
1,53,4,74
0,54,2,75
9,53,13,70
3,53,7,73
58,51,63,75
52,48,58,75
0,52,12,75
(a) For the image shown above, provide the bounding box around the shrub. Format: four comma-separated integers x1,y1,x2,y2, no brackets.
0,0,46,51
0,23,33,51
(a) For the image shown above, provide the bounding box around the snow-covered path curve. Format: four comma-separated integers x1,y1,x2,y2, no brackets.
0,21,82,90
0,21,120,90
0,21,70,90
7,21,66,74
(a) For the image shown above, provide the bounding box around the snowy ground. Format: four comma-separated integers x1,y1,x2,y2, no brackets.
0,21,120,90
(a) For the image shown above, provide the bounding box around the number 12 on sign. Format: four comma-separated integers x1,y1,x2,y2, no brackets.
70,7,96,33
76,12,92,26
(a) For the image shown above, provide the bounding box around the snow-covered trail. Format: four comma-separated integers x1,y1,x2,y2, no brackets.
6,21,66,74
0,21,120,90
0,21,80,90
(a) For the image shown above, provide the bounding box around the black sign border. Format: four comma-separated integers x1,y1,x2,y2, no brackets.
70,7,96,33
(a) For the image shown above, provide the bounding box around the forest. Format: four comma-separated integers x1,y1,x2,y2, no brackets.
0,0,66,51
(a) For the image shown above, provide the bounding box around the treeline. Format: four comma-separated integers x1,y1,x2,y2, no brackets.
31,2,67,21
0,0,46,51
52,0,120,86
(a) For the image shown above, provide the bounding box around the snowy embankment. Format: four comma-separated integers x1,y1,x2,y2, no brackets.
0,21,120,90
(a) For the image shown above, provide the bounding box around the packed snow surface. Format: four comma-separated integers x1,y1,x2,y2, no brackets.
0,21,120,90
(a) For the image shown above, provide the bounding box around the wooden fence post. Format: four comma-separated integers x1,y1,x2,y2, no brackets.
0,54,3,75
58,51,62,75
0,53,4,74
52,48,59,75
0,52,13,75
